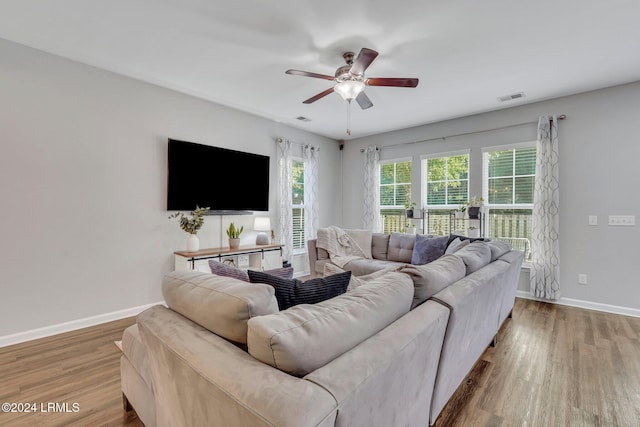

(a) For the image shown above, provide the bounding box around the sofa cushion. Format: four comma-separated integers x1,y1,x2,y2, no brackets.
486,240,512,262
209,260,293,282
342,258,407,276
446,234,487,249
387,233,416,263
453,241,493,275
121,324,152,387
162,270,279,344
411,235,449,265
247,272,414,376
247,270,351,310
445,237,470,254
323,262,402,291
371,233,391,260
399,254,467,308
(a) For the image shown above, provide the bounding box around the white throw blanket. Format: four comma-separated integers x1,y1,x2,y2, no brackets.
316,226,371,268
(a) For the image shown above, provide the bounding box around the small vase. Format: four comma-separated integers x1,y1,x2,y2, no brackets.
186,234,199,252
229,238,240,249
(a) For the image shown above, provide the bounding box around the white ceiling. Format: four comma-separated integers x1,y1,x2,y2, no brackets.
2,1,639,140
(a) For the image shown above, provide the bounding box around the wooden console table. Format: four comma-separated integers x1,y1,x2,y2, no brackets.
174,244,283,271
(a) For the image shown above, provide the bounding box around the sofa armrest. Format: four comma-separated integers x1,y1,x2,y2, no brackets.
137,306,337,427
307,239,319,277
305,300,449,427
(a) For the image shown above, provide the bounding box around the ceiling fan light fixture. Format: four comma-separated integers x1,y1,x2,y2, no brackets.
334,80,365,101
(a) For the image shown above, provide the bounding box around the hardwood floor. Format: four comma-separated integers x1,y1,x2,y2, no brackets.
1,299,638,426
0,317,143,427
435,298,640,426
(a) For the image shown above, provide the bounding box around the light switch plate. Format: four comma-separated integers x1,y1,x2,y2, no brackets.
588,215,598,226
608,215,636,226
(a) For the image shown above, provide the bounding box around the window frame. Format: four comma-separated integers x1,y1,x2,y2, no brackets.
379,157,412,234
291,157,306,254
482,141,536,262
421,149,470,211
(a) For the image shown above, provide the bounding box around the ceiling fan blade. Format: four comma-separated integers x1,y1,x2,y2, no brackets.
285,69,335,80
355,92,373,110
349,48,379,76
303,87,335,104
366,77,419,87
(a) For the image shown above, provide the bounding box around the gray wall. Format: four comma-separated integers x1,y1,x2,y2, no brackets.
0,38,341,337
343,81,640,311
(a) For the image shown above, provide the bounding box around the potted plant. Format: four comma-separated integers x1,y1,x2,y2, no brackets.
466,195,484,219
467,225,480,238
405,200,417,218
453,206,466,219
226,222,244,249
168,206,210,252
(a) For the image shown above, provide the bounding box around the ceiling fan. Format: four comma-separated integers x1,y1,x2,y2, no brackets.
285,47,419,110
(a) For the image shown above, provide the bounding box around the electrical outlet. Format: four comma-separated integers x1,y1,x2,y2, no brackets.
578,274,588,285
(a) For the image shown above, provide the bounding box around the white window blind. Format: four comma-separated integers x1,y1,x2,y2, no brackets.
291,159,305,250
379,160,411,233
483,145,536,260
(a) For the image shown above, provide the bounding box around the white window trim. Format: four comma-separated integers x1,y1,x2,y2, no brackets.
379,159,412,210
422,150,470,210
482,142,536,263
291,157,305,251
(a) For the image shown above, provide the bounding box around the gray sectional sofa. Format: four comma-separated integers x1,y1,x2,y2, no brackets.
120,232,524,426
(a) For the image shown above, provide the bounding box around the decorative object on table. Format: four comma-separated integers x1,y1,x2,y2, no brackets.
253,216,271,245
467,226,480,238
453,206,466,219
405,200,417,218
404,221,417,235
168,206,210,252
226,222,244,249
466,195,484,219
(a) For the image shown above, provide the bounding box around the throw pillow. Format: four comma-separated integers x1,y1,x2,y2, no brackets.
445,237,470,254
247,270,351,310
446,234,487,250
210,260,294,282
411,234,449,265
209,260,249,282
323,263,401,291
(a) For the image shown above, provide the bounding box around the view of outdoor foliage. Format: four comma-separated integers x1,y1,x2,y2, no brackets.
292,160,305,249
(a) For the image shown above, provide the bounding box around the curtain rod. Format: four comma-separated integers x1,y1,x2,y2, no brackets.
360,114,566,152
275,137,320,151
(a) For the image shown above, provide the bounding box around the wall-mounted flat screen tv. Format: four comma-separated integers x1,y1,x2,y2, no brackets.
167,139,270,212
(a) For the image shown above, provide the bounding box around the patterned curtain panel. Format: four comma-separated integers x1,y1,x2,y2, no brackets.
363,146,381,232
303,144,319,242
277,138,293,263
530,115,560,300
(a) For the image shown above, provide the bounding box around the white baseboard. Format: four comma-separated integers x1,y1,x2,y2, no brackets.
0,301,164,348
516,291,640,318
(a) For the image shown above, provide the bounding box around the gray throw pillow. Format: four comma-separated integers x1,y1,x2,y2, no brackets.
210,260,293,282
411,234,449,265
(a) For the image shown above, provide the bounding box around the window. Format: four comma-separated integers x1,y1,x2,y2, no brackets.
483,144,536,260
379,160,411,233
292,159,305,251
422,152,469,236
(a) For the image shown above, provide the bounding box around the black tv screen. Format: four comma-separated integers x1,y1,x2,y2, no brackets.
167,139,270,212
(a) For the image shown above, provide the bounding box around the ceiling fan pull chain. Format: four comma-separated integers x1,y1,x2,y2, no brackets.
346,100,351,136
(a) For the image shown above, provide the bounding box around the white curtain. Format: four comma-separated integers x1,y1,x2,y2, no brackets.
277,138,293,263
363,146,380,232
303,144,319,242
530,115,560,300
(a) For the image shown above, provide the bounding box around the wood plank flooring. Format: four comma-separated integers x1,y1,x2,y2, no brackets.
0,317,143,427
1,298,639,426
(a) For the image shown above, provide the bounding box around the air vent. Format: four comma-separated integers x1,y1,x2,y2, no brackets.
497,92,525,102
296,116,311,122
